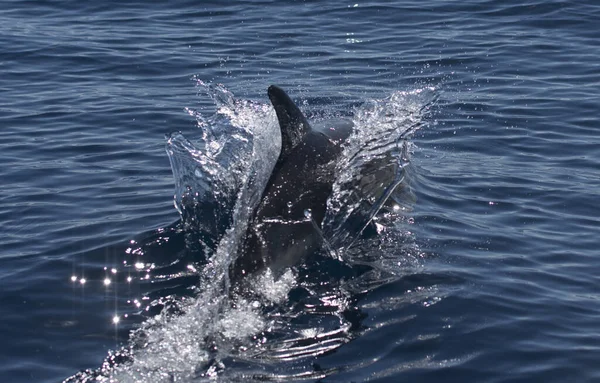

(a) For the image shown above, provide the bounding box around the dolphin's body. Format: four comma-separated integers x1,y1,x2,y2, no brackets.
232,85,354,279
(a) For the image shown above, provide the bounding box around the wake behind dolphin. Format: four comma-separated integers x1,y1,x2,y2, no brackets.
65,82,438,383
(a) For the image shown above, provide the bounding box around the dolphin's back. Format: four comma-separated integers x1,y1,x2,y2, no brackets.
232,85,353,280
260,86,353,224
312,118,354,143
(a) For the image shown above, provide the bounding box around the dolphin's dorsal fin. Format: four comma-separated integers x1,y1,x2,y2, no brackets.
268,85,312,161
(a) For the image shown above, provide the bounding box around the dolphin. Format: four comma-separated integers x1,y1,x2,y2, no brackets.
231,85,354,280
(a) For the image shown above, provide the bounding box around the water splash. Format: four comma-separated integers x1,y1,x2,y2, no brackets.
166,81,278,254
323,87,438,252
65,83,438,383
107,83,281,382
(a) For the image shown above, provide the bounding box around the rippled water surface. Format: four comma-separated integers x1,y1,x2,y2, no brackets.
1,0,599,382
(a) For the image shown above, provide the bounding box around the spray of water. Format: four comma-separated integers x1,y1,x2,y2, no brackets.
324,87,438,251
65,82,439,383
108,82,283,382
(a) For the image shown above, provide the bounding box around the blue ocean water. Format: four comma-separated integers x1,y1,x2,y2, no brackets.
1,0,599,382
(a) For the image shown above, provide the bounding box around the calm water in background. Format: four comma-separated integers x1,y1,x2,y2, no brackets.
1,0,599,382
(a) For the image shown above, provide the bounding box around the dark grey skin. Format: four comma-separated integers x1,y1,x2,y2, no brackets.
231,85,353,280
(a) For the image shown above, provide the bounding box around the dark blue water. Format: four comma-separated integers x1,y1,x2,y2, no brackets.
2,0,599,382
